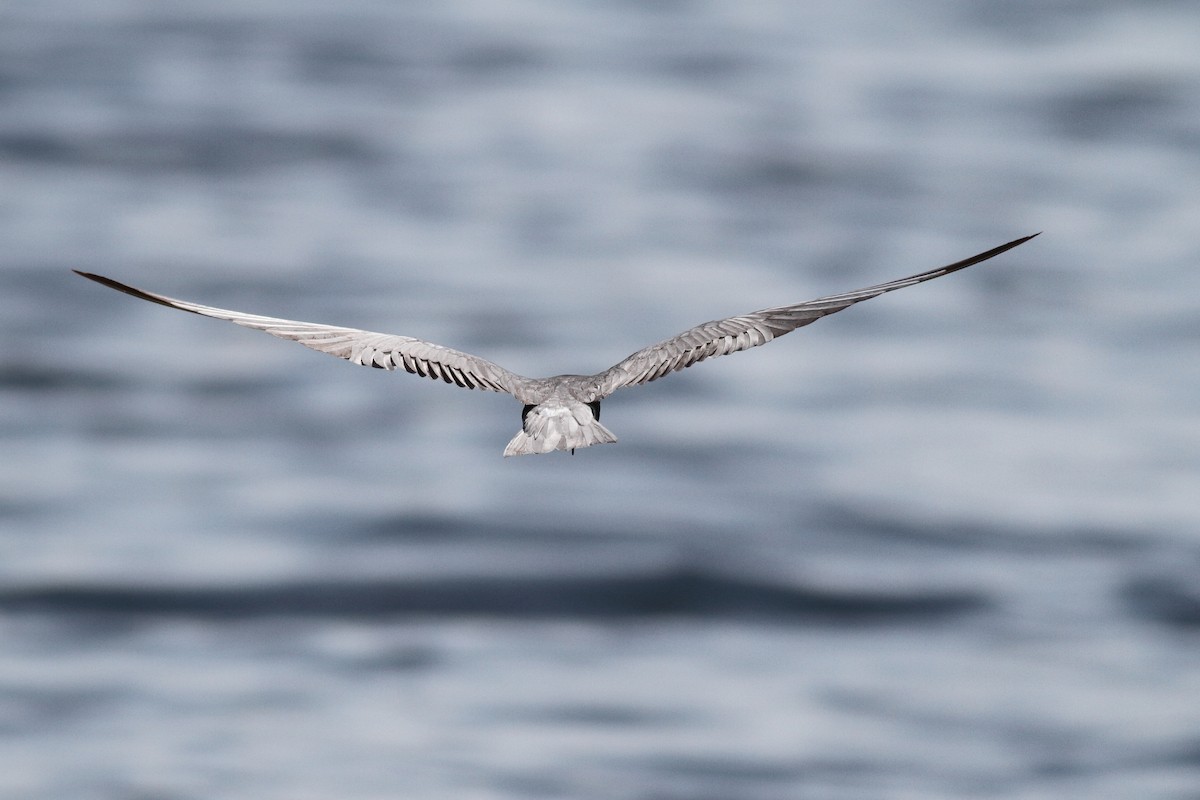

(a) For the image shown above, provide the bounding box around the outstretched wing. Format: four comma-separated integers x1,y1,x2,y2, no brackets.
74,271,527,395
594,234,1038,396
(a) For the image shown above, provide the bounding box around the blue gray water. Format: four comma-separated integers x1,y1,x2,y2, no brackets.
3,1,1200,798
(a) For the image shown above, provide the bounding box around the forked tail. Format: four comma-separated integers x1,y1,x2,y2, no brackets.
503,401,617,456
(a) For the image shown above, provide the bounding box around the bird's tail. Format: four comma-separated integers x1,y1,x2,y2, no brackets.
503,402,617,457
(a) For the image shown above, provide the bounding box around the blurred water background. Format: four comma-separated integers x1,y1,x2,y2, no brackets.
2,1,1200,798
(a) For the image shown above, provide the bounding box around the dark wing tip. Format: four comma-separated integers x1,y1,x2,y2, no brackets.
975,231,1042,258
1000,231,1041,251
73,270,130,291
936,231,1041,278
72,269,184,311
73,269,105,283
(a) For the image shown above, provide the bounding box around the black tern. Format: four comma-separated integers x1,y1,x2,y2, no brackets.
76,233,1037,456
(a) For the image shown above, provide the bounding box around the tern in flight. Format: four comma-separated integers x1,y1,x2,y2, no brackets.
76,233,1036,456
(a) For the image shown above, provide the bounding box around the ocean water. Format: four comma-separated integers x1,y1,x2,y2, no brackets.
2,1,1199,798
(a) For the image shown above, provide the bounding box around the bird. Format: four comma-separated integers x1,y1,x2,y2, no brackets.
75,233,1037,456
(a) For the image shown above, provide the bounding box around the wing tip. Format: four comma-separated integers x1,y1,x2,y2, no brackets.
72,269,182,310
73,269,127,290
994,231,1041,254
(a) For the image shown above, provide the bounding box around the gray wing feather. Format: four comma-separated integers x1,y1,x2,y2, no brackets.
73,271,527,396
594,234,1038,396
